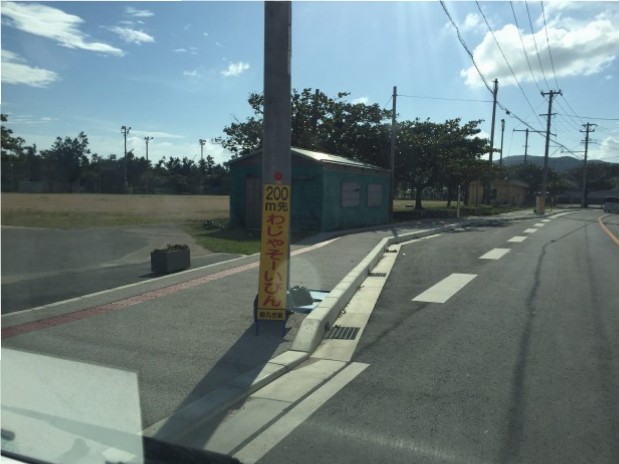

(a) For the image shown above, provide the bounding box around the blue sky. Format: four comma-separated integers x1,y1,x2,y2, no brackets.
1,1,618,166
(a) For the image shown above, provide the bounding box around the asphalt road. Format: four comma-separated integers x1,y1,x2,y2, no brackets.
1,225,240,313
257,210,619,464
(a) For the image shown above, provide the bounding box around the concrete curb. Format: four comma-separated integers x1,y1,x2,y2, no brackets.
143,351,308,442
148,210,559,438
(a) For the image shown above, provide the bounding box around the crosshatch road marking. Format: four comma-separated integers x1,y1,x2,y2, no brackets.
479,248,511,260
508,236,527,243
412,273,477,304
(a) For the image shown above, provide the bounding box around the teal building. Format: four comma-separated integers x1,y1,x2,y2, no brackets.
229,147,390,232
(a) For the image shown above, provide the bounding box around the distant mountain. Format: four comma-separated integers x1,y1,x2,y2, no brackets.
500,155,617,173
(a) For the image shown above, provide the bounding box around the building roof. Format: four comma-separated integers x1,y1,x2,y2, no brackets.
229,146,389,172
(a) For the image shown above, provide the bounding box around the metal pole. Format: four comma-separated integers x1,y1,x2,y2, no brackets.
121,125,131,191
389,85,397,221
144,136,153,193
199,139,206,194
499,119,505,165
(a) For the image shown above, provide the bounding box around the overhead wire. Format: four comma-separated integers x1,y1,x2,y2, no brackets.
525,1,551,89
510,1,543,94
476,1,543,127
540,1,560,89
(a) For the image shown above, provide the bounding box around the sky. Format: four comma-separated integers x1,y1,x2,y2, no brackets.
1,0,618,167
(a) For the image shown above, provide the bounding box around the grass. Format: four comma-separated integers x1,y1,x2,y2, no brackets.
2,193,528,254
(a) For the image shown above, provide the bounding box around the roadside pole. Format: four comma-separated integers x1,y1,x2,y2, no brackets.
256,2,292,334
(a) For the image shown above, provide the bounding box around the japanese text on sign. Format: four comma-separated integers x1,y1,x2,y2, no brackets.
257,184,290,320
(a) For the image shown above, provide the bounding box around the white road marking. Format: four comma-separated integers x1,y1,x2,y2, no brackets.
508,236,528,243
479,248,511,260
534,223,545,227
233,362,369,464
524,228,538,233
541,219,551,223
412,273,477,304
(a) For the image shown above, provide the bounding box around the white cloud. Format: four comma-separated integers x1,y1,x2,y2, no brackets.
130,130,184,139
597,135,619,161
125,7,154,18
461,13,484,34
221,61,250,77
203,32,209,37
351,97,369,105
216,41,223,48
1,49,59,87
1,2,123,56
173,46,198,55
461,12,619,88
183,70,199,78
109,26,154,45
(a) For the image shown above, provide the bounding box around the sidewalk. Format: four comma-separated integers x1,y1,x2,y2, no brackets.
1,209,549,442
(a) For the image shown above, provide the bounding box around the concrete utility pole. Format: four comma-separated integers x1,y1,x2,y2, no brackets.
144,136,153,193
485,79,499,204
540,89,562,214
514,128,530,165
580,122,597,208
499,119,505,166
389,85,397,220
121,125,131,191
256,1,292,328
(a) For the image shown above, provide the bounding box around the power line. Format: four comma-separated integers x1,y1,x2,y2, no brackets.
440,1,493,94
525,1,551,89
397,94,493,103
510,1,542,93
476,2,542,127
555,113,619,121
540,1,560,89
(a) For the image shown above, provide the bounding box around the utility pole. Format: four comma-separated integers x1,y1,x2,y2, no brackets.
256,1,292,331
121,125,131,191
389,85,397,220
580,122,597,208
144,136,153,193
499,119,505,166
485,79,499,204
199,139,206,194
514,128,530,165
539,89,562,214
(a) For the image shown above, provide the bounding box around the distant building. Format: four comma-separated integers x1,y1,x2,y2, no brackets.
229,147,390,232
468,179,529,206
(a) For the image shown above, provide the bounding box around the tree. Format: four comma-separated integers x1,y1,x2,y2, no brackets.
217,88,391,167
568,162,619,204
40,132,90,191
395,118,490,210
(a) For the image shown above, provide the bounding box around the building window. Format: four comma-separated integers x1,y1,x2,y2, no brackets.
341,182,360,207
368,184,382,207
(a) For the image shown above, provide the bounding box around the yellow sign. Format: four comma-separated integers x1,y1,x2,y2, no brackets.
257,184,291,320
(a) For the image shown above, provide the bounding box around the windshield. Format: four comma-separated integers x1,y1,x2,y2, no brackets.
2,2,619,464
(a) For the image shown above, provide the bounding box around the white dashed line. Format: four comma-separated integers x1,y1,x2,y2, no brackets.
479,248,511,260
524,228,538,233
534,223,545,227
412,273,477,304
508,236,528,243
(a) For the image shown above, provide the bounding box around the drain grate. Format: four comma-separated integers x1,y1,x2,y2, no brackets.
326,325,360,340
386,249,398,253
368,272,387,277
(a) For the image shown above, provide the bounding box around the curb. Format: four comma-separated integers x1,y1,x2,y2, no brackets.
147,211,556,440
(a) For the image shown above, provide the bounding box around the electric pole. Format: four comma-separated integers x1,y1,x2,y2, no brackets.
199,138,206,194
580,122,597,208
144,136,153,193
485,78,499,204
121,125,131,191
389,85,397,219
539,90,562,214
499,119,505,166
